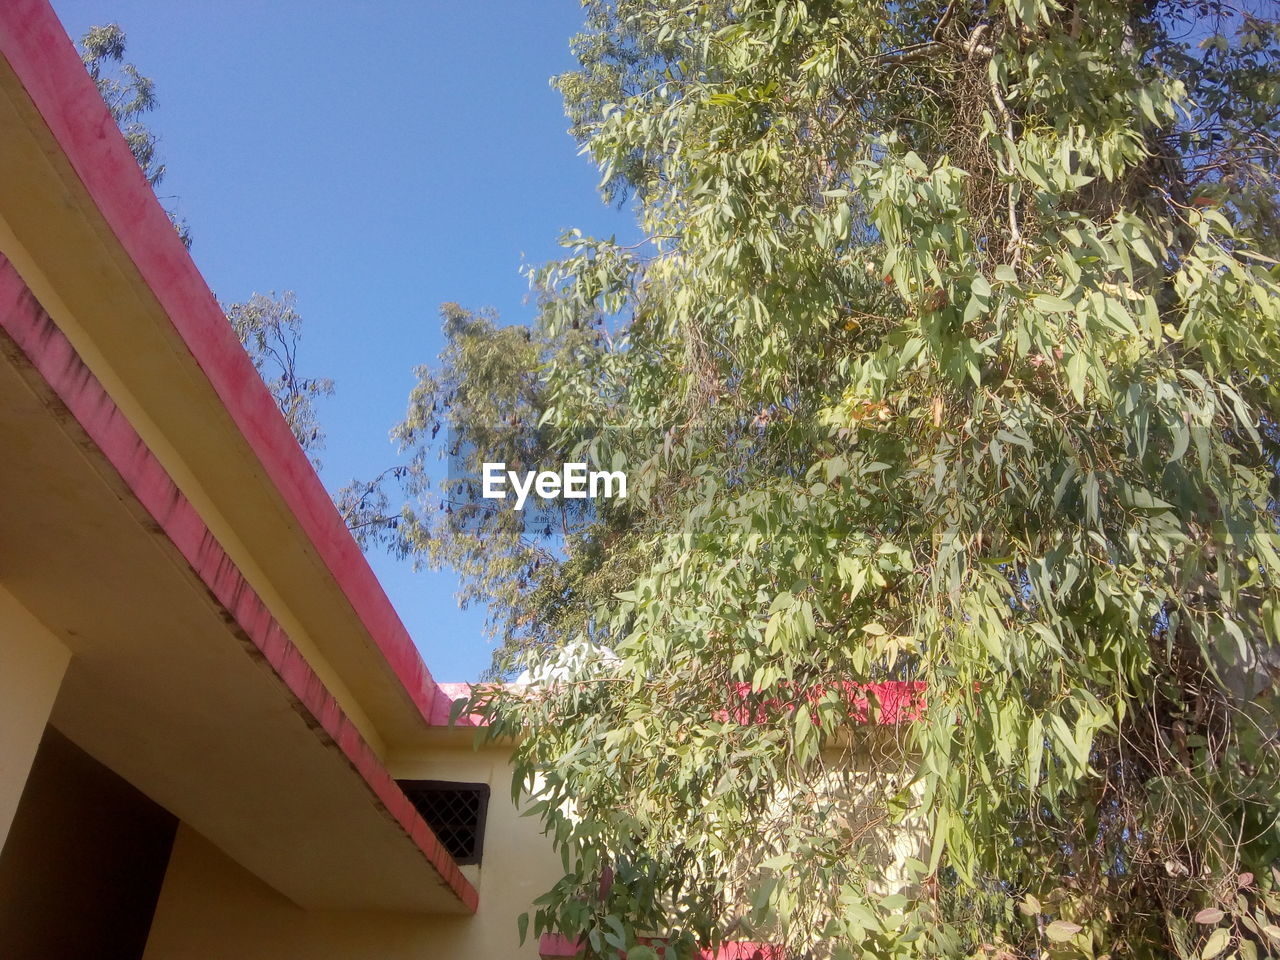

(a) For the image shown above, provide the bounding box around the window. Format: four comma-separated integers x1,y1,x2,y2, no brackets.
397,780,490,865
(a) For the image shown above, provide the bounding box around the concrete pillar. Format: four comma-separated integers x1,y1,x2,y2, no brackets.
0,584,69,849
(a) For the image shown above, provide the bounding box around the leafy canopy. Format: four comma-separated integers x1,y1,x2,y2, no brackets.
389,0,1280,956
456,0,1280,957
80,23,165,187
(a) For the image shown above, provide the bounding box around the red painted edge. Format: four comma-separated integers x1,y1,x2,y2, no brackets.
539,933,583,958
721,680,926,725
0,0,455,728
538,933,784,960
431,681,483,726
0,258,478,913
436,680,926,730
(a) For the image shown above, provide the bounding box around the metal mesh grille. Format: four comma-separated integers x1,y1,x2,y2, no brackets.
398,781,490,864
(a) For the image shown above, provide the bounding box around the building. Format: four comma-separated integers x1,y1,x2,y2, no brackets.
0,3,569,956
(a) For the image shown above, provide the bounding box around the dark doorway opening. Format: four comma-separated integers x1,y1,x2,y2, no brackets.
0,726,177,960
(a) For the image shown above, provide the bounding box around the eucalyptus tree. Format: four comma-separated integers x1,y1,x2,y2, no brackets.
78,23,193,246
335,302,635,675
79,23,165,187
448,1,1280,958
224,292,335,464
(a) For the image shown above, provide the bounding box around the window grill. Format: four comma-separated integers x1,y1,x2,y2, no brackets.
398,780,490,865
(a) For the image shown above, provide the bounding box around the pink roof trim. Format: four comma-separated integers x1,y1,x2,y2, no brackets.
0,255,478,911
0,0,451,728
720,680,926,725
539,933,784,960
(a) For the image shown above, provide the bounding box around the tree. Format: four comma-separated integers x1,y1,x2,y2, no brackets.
335,301,638,675
79,23,191,247
419,0,1280,957
224,292,335,465
80,23,164,186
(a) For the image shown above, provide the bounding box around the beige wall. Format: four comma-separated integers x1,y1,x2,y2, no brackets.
138,734,925,960
0,585,69,848
143,743,563,960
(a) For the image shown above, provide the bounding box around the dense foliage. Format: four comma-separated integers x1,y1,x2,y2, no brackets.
431,0,1280,957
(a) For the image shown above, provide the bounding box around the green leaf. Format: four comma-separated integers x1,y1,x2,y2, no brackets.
927,808,951,873
408,6,1280,957
1026,715,1044,795
1046,920,1082,942
1034,295,1074,314
1201,927,1231,959
1066,350,1088,404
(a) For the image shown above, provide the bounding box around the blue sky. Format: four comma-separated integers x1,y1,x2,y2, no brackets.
50,1,634,681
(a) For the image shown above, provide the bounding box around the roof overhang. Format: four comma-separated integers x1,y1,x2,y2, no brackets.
0,256,474,912
0,0,457,752
0,0,479,913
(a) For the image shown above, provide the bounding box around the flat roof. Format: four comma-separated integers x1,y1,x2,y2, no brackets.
0,0,480,912
0,0,461,744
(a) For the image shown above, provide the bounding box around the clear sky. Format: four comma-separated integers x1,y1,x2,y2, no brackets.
49,1,634,681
